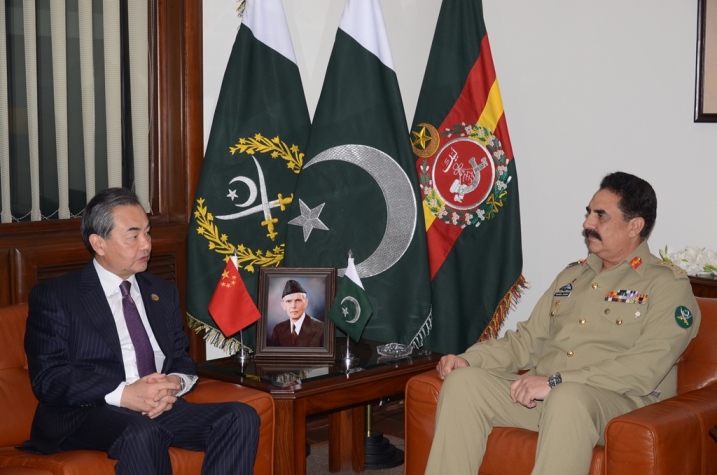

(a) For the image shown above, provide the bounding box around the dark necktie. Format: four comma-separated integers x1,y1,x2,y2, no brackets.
120,281,155,377
291,324,298,346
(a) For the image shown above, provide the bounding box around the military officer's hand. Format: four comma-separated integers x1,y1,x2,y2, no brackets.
435,354,469,380
510,375,551,408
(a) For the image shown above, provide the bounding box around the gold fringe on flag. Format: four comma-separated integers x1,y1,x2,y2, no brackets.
479,274,528,341
187,313,253,355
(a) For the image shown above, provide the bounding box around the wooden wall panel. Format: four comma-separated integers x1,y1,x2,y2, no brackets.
0,248,9,305
0,0,205,360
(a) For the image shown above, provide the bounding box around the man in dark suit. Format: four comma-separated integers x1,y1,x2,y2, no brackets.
22,188,259,475
269,279,324,347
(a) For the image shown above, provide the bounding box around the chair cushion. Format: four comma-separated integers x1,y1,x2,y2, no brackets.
678,297,717,392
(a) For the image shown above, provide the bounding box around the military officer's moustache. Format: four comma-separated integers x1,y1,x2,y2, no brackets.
584,229,601,240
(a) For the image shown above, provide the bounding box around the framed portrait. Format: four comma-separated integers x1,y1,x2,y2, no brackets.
695,0,717,122
255,267,336,360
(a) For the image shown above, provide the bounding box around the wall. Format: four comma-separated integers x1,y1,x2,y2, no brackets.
202,0,717,356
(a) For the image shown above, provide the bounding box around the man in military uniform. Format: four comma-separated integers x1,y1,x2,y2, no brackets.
425,171,701,475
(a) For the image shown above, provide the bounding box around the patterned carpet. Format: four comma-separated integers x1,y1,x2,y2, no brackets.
306,434,405,475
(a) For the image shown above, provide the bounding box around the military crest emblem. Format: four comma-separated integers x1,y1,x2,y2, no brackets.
412,121,511,228
193,133,303,271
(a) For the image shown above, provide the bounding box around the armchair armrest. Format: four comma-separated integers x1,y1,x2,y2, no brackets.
604,384,717,475
404,370,442,475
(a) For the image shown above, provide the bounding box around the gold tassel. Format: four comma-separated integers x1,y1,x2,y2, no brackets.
478,274,528,342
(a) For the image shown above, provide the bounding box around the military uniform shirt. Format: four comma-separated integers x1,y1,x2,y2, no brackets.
460,241,700,400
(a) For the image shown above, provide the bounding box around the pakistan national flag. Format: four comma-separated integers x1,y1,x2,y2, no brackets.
284,0,432,346
411,0,525,355
329,254,373,342
186,0,310,353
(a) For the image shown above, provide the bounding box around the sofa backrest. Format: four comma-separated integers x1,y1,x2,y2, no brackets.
0,303,38,447
677,297,717,394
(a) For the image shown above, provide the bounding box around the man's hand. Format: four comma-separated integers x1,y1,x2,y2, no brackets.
435,354,469,380
120,373,180,418
510,375,551,408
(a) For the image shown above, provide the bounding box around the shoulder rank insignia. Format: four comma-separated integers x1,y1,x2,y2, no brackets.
566,259,585,268
658,260,688,277
675,306,694,328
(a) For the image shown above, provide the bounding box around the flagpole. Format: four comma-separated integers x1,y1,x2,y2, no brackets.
235,329,251,365
340,331,358,368
339,250,359,368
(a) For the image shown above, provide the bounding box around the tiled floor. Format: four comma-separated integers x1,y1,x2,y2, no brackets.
306,399,405,445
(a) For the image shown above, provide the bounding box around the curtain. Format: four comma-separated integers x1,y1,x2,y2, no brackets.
0,0,149,223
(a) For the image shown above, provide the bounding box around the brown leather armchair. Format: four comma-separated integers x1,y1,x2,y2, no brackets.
0,303,275,475
405,296,717,474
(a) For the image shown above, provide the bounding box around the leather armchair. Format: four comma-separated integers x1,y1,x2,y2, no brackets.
405,296,717,474
0,303,275,475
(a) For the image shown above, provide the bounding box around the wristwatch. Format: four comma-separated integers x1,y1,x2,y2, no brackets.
547,373,562,388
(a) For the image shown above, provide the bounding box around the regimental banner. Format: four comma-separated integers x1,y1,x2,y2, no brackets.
284,0,432,347
410,0,526,355
186,0,311,353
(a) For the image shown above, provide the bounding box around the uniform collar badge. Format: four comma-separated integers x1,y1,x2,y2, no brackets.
629,256,642,269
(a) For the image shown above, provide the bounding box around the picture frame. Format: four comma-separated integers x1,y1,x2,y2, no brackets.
255,267,336,360
695,0,717,122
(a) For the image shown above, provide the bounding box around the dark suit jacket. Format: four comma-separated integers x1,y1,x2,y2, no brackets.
23,261,196,454
269,314,324,347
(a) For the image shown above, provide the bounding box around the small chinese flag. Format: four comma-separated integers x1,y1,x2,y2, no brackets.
208,255,260,337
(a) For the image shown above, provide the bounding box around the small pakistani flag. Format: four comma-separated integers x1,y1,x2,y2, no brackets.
329,253,373,342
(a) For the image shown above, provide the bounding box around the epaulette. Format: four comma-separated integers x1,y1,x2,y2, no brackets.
566,258,585,268
656,260,689,279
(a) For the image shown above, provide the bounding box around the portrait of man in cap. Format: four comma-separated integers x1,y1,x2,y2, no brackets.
269,279,324,347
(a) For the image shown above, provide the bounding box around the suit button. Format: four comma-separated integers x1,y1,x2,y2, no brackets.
592,282,599,289
579,319,586,325
550,310,556,317
567,350,574,357
616,318,623,325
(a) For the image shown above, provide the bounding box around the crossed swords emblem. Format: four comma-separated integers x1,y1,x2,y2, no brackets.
214,156,293,241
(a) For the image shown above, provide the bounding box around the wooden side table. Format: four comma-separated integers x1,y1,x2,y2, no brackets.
197,339,441,475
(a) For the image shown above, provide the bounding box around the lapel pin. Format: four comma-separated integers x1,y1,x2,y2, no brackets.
151,294,160,301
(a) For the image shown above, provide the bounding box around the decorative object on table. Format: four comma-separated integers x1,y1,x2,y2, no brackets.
208,253,261,363
255,267,336,361
660,246,717,277
329,251,374,367
377,343,413,359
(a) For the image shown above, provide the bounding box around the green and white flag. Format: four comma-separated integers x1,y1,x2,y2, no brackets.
284,0,432,346
410,0,525,355
329,253,373,342
186,0,310,353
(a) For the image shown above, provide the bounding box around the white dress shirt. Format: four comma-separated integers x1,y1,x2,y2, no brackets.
93,260,197,406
